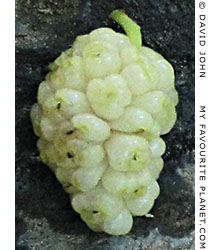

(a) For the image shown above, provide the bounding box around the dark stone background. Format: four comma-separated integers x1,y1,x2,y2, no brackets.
16,0,195,249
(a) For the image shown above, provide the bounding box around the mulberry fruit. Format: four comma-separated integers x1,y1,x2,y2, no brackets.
31,10,178,235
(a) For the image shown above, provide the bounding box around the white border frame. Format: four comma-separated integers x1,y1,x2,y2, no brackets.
195,0,210,249
0,0,15,249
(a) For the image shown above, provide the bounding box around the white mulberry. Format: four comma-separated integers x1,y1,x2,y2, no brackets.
30,10,178,235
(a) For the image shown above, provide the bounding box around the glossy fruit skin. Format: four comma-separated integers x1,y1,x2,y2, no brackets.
31,26,178,235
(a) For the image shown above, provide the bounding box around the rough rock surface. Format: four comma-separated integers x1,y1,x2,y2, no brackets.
16,0,195,249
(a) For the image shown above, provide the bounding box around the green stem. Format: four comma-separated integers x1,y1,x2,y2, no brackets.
110,10,142,47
